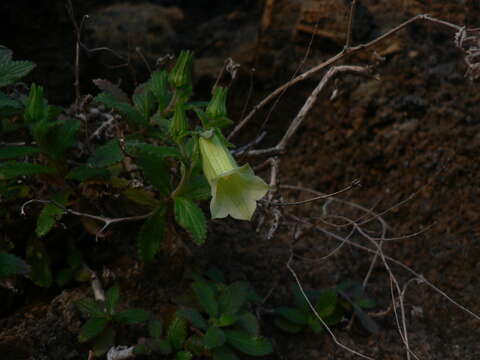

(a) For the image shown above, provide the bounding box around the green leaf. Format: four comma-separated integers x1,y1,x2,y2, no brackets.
315,290,338,318
88,139,124,168
24,84,47,123
212,346,240,360
95,92,145,127
133,344,150,356
0,51,35,88
92,78,129,103
180,175,211,201
167,316,188,350
273,318,304,334
122,188,160,208
105,285,120,315
133,88,156,122
136,152,171,196
36,191,69,237
0,146,38,160
307,315,324,334
114,309,150,324
192,280,218,318
214,314,237,327
174,197,207,245
0,161,54,179
125,141,181,159
176,350,193,360
137,207,166,263
66,166,109,181
204,326,226,349
36,118,80,160
26,237,52,287
76,298,106,317
292,284,310,312
276,307,308,325
148,319,163,338
177,308,208,330
236,312,260,336
55,268,73,287
78,317,110,343
219,281,249,316
92,326,116,356
224,329,273,356
0,252,30,278
0,91,23,116
149,70,170,111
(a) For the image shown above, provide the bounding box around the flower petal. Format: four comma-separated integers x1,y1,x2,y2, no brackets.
210,164,269,221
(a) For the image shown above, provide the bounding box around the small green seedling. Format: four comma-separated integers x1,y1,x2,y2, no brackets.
76,285,151,356
274,281,379,335
174,274,273,359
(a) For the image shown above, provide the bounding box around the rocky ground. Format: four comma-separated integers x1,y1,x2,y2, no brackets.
1,0,480,359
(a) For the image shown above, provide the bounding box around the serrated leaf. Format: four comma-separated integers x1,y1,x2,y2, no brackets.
76,298,106,317
133,88,156,122
224,329,273,356
88,139,124,168
0,91,23,115
78,317,110,343
0,54,35,87
192,280,218,318
26,237,52,287
273,318,304,334
149,319,163,338
176,350,193,360
219,281,249,316
36,191,69,237
136,153,171,196
92,79,129,103
137,207,165,263
95,92,145,127
0,161,54,179
105,285,120,315
66,166,109,181
55,268,73,287
203,326,226,349
149,70,170,112
276,307,308,325
0,146,38,160
180,175,211,201
167,316,188,350
174,197,207,245
237,312,260,336
122,188,160,208
212,346,240,360
0,252,30,278
177,308,208,330
92,326,116,356
114,309,150,324
315,290,338,318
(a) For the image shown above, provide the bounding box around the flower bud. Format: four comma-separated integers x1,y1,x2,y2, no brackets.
206,87,228,120
168,50,193,89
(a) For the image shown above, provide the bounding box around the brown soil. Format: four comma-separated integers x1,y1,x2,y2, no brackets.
1,1,480,359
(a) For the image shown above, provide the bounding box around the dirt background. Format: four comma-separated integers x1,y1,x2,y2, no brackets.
1,0,480,359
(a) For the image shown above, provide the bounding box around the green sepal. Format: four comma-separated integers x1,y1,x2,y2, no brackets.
169,50,193,89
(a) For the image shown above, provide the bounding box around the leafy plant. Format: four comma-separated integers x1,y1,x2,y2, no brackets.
174,274,273,359
274,281,379,335
77,285,151,356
